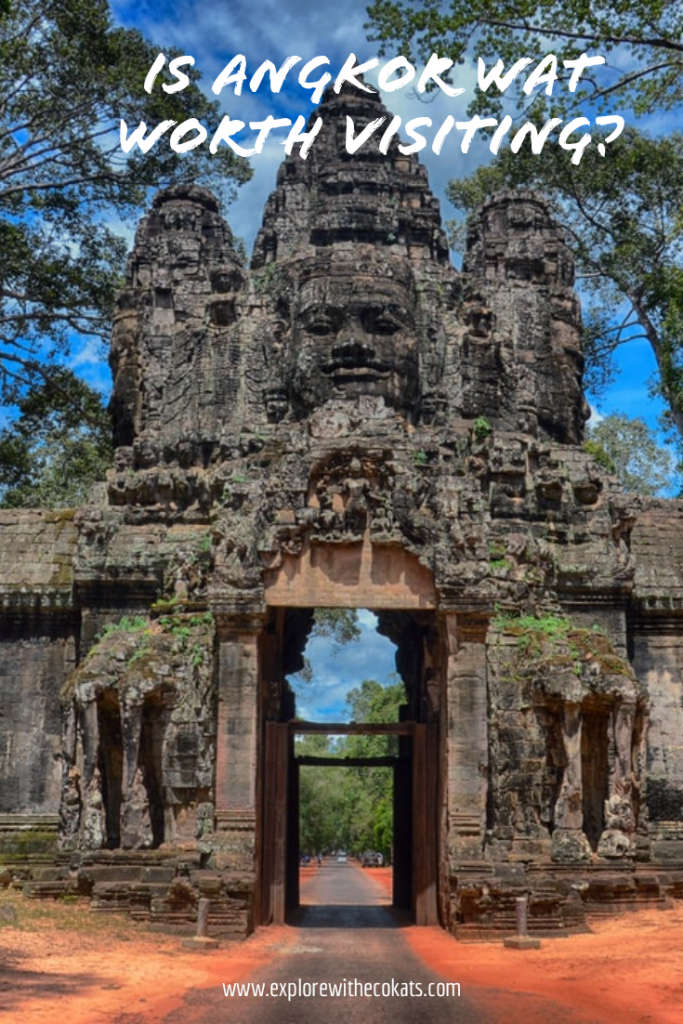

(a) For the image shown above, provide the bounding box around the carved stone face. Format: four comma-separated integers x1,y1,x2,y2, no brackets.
283,261,420,418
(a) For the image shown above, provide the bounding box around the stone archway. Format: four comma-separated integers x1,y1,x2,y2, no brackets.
256,539,441,927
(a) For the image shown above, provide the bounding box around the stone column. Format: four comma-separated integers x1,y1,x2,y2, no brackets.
78,701,106,849
552,703,591,862
213,613,266,872
598,703,637,858
444,613,489,862
119,702,152,849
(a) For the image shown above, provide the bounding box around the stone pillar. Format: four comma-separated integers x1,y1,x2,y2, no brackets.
119,703,152,849
213,613,266,872
632,625,683,862
444,613,489,862
552,703,591,862
598,703,637,858
78,701,106,850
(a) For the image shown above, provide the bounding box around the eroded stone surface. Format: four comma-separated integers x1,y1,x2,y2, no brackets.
2,83,683,936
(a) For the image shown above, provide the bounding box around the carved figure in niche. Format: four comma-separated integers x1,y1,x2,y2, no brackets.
120,766,153,850
342,457,369,538
175,553,205,600
58,767,82,850
82,768,106,851
598,786,636,858
280,255,421,419
311,480,344,542
419,390,447,426
369,491,398,542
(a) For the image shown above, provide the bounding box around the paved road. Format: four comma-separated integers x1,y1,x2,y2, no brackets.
165,863,598,1024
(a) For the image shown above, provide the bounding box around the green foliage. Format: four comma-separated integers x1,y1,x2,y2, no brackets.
586,413,677,495
297,679,406,859
366,0,683,115
366,1,683,453
492,613,630,679
297,608,362,683
100,615,149,638
0,0,250,406
413,449,428,465
472,416,492,443
0,369,112,507
583,439,617,475
91,610,213,671
493,612,573,643
447,132,683,449
311,608,361,645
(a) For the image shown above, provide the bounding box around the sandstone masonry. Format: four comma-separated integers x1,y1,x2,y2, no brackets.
2,85,683,937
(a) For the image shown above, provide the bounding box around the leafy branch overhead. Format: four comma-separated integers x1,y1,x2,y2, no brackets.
366,0,683,116
585,412,677,496
295,609,361,684
366,0,683,457
0,0,250,403
448,131,683,444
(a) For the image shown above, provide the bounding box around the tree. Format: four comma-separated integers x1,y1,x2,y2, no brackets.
366,0,683,115
0,368,112,507
296,679,406,859
295,608,361,684
366,1,683,449
585,413,677,496
0,0,250,406
343,679,405,857
310,608,362,647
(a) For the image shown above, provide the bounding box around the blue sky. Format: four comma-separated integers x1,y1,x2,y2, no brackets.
101,0,674,444
288,610,399,722
102,2,678,713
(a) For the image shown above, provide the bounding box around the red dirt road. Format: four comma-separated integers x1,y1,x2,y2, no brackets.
1,864,682,1022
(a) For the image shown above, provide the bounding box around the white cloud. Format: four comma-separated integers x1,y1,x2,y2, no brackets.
289,610,398,721
110,0,493,256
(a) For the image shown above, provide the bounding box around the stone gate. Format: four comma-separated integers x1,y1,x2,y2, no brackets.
2,84,683,937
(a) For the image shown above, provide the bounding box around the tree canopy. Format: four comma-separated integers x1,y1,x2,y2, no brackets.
366,0,683,115
366,0,683,456
297,679,406,858
447,130,683,442
585,412,677,496
0,368,112,507
294,608,362,684
0,0,250,406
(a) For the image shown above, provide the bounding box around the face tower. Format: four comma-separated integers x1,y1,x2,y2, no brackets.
1,84,681,937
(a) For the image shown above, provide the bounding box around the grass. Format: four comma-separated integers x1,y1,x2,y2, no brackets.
0,890,155,941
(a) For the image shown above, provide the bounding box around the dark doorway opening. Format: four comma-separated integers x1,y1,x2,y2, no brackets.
293,723,411,915
261,719,436,926
258,605,440,928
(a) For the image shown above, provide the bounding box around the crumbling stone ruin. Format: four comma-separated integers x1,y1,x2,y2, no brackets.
2,84,683,937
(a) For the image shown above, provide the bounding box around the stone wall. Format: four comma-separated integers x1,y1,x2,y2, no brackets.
2,82,683,938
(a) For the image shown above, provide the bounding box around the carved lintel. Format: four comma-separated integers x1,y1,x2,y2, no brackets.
212,611,268,641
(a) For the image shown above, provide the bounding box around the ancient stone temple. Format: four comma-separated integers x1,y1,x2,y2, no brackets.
2,84,683,937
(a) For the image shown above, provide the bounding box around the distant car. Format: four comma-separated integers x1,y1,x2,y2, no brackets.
336,853,347,864
361,851,382,867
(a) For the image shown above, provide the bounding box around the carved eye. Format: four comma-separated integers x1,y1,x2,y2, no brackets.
366,313,401,335
307,319,334,336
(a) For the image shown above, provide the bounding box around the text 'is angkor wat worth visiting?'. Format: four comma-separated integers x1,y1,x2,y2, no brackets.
1,84,682,937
